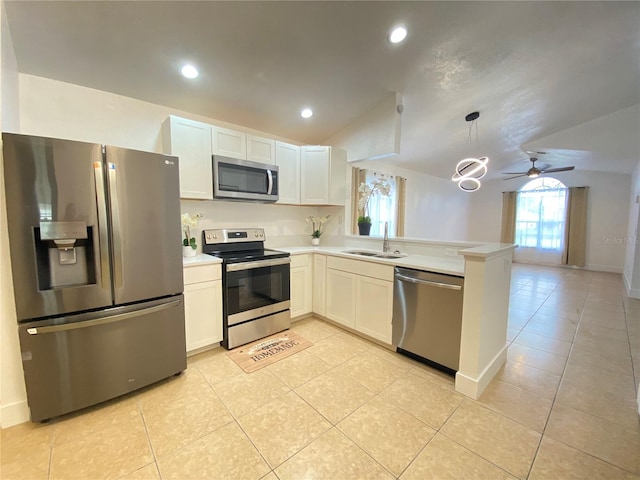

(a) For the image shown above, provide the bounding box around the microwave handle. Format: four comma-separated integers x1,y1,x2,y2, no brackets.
267,169,273,195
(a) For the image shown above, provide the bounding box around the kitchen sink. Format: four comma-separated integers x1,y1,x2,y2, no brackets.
343,250,405,259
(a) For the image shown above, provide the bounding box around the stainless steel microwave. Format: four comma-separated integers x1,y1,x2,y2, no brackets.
213,156,279,203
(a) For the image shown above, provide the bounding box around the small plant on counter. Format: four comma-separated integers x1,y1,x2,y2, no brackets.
306,215,330,238
181,212,203,249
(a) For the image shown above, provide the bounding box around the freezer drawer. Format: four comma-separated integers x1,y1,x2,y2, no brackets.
392,267,464,373
19,296,186,422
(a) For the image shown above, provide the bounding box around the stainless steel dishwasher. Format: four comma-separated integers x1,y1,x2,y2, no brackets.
392,267,464,374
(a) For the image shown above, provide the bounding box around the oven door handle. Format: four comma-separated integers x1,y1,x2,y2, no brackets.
226,257,291,272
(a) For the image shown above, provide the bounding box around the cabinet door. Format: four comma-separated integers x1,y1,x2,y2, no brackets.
184,280,222,353
326,269,356,329
163,116,213,199
300,146,330,204
290,265,312,318
313,254,327,316
355,276,393,344
212,126,246,159
275,141,301,204
247,135,276,164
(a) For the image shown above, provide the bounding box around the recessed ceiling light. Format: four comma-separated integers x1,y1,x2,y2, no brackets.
300,108,313,119
389,26,408,44
180,64,199,79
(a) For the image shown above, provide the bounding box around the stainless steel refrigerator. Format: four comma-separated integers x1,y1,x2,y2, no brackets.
2,133,186,422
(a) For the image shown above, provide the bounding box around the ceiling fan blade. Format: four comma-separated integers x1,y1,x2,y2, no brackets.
540,166,575,173
503,174,527,180
502,171,527,175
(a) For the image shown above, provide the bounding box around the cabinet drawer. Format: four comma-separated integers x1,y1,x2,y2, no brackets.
327,256,393,281
183,264,221,285
290,253,310,268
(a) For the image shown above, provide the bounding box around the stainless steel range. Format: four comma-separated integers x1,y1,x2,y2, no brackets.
202,228,291,349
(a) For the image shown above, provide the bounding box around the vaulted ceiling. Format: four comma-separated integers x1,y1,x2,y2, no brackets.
4,1,640,179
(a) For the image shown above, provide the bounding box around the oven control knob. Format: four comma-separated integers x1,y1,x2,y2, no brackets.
213,233,218,239
206,234,212,240
255,232,258,237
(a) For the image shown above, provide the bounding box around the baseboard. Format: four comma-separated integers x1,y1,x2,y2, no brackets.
623,272,640,299
455,345,508,400
584,263,623,274
0,399,30,428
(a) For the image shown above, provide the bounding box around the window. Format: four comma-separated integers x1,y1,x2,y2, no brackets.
365,172,398,237
514,177,567,264
351,168,406,237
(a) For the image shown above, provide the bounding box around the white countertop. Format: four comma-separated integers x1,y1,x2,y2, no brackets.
181,242,514,276
182,254,222,267
279,246,466,276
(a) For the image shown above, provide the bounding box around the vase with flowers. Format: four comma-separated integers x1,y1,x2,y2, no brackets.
306,215,330,245
357,176,391,235
181,212,203,257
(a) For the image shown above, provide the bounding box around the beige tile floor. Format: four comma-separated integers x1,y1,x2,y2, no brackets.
2,264,639,480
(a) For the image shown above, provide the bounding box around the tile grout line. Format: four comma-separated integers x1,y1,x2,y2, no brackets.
522,279,584,480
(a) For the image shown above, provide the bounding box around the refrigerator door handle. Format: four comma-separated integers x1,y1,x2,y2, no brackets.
26,299,181,335
93,161,110,288
108,162,124,288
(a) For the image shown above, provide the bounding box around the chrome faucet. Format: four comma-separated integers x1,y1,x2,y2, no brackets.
383,221,390,252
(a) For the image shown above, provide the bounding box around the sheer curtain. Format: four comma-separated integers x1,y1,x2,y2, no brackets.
366,171,397,237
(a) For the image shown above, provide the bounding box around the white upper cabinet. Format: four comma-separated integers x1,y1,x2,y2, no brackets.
211,126,246,159
275,141,301,204
247,135,276,164
300,146,347,205
162,116,213,200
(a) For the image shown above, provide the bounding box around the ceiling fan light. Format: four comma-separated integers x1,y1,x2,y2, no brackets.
528,172,540,178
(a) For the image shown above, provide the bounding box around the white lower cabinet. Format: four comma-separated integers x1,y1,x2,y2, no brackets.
290,254,312,318
325,256,393,344
183,264,223,353
326,269,356,329
355,275,394,343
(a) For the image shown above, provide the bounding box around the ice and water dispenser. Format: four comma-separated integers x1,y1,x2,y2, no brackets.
34,221,97,289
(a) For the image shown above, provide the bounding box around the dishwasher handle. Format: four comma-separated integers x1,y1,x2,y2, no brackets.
395,273,462,291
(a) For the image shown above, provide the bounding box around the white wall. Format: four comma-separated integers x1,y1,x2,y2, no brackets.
325,92,402,162
624,160,640,297
1,0,29,427
468,170,632,272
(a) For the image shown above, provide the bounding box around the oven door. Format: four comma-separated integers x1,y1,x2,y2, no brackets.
225,257,290,326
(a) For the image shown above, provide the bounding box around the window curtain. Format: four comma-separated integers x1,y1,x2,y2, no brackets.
562,186,588,266
500,191,517,243
351,167,367,234
396,176,407,237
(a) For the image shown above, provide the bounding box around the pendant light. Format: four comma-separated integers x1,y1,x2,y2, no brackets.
451,111,489,192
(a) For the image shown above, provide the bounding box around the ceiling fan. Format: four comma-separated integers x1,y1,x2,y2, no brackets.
503,155,575,180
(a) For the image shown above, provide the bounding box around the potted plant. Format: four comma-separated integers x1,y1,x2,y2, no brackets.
357,177,390,235
181,212,203,257
306,215,330,245
357,215,372,236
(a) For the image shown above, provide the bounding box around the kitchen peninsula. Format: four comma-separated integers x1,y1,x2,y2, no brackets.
185,237,516,400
